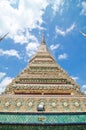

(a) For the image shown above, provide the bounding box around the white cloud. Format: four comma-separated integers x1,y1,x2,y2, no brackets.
25,32,39,57
0,49,20,59
14,33,28,44
56,23,76,36
50,44,60,50
0,72,6,80
9,0,19,5
0,0,67,44
58,53,68,60
71,76,79,82
50,0,65,15
56,28,65,36
0,0,48,43
81,85,86,94
81,1,86,15
0,76,13,94
26,42,39,57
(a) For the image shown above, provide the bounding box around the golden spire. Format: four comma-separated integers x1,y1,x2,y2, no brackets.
41,32,46,44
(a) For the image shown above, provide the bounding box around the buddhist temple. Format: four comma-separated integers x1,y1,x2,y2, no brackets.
0,34,86,129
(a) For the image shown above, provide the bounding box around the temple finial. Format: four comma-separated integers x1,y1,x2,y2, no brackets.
42,32,46,44
0,32,9,42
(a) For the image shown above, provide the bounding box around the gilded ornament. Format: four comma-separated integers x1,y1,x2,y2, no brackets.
17,102,22,107
75,102,79,107
38,116,46,121
28,102,33,107
52,102,56,107
5,102,10,107
63,102,68,107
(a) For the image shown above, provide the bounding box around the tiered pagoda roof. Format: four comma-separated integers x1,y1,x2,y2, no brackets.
0,34,86,115
4,34,82,96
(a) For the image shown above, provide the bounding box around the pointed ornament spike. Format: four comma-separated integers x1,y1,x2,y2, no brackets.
0,32,9,42
42,32,46,44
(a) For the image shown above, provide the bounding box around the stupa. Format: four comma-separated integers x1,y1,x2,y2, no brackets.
0,34,86,129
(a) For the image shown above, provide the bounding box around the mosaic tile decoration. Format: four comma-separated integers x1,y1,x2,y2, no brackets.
0,95,86,113
0,113,86,124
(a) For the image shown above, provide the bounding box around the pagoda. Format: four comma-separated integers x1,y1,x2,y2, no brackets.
0,34,86,129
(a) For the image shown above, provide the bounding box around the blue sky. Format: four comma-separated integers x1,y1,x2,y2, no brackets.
0,0,86,94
